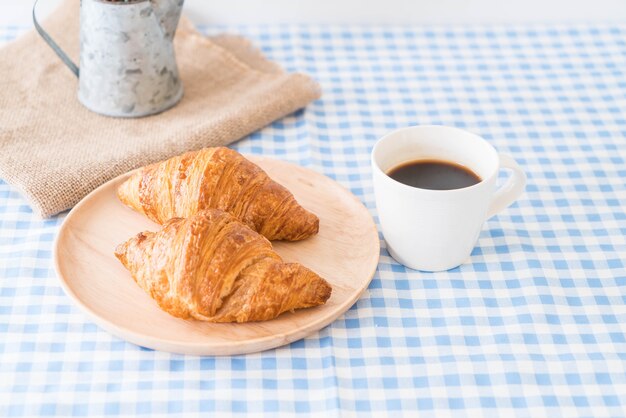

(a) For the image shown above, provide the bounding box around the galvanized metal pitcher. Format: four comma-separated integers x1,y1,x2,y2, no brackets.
34,0,185,118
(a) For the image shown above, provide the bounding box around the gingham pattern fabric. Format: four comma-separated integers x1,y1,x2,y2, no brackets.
1,23,625,417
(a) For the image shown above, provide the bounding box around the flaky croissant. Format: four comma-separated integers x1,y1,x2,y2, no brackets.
114,209,332,322
117,147,319,241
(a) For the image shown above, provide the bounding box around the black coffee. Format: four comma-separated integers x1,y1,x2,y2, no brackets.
387,159,481,190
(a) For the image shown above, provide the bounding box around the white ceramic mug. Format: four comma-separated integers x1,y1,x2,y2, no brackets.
371,125,526,271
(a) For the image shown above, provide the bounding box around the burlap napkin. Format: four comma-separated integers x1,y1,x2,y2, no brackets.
0,0,321,218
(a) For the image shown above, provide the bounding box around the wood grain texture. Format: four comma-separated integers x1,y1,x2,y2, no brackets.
53,156,380,355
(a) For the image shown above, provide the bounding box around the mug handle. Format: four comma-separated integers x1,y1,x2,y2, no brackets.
486,154,527,219
33,0,80,77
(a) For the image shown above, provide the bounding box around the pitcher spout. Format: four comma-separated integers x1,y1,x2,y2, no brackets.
150,0,184,39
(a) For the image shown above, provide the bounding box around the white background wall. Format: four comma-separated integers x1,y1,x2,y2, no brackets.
2,0,626,26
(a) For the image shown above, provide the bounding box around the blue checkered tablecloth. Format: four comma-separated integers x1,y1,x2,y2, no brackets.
1,22,625,417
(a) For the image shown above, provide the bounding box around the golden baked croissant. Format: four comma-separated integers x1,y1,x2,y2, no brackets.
117,147,318,241
114,209,332,322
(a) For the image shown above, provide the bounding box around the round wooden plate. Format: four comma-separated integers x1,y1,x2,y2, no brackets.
54,156,380,355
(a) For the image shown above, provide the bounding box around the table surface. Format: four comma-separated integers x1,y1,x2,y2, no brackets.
1,23,625,417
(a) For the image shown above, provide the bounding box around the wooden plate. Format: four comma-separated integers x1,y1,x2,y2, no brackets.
53,156,380,355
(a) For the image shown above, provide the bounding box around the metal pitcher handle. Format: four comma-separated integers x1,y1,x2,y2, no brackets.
33,0,79,77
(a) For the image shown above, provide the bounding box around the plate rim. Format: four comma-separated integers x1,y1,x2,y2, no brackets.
53,155,380,355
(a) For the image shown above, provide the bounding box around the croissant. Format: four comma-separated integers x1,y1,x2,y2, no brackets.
114,209,332,322
117,147,319,241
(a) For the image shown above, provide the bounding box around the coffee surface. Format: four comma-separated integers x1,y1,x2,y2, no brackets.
387,159,481,190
